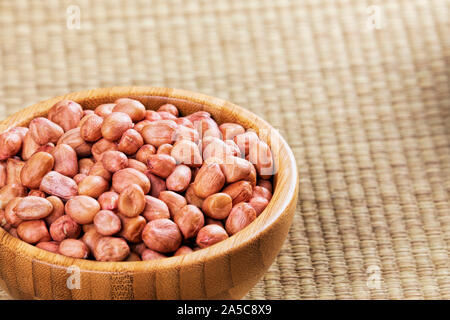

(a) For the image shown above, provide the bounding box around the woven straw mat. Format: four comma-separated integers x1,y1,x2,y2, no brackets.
1,0,450,300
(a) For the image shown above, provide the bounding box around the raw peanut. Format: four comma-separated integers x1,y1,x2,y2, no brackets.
0,130,24,160
65,195,100,225
127,159,147,173
257,179,273,193
225,202,257,235
219,123,245,141
52,144,78,177
119,214,146,243
118,184,145,217
175,117,194,128
59,239,89,259
174,205,204,239
202,193,233,220
225,140,241,156
134,120,153,134
252,185,272,201
45,196,65,225
245,163,257,187
118,129,144,155
112,168,150,194
158,191,187,218
5,197,23,227
185,184,204,208
95,103,116,118
91,138,118,162
58,128,92,157
141,120,177,147
145,173,166,198
157,103,179,117
36,143,55,154
193,162,225,198
36,241,60,254
82,224,95,233
17,220,51,244
78,158,95,175
219,156,252,184
174,246,194,256
73,174,87,184
89,161,112,181
126,252,142,261
202,138,235,160
0,184,27,210
171,140,203,167
141,249,166,261
142,219,182,253
135,144,156,163
78,175,109,198
234,131,259,156
7,157,25,186
101,150,128,173
9,127,28,139
131,242,147,255
83,110,95,117
144,110,162,121
101,112,133,141
0,162,6,188
40,171,78,200
98,191,119,210
28,190,46,197
81,228,102,253
248,140,274,179
21,132,41,161
249,196,269,216
157,143,173,156
173,125,199,143
49,215,81,241
222,180,253,205
80,114,104,142
29,117,64,145
199,136,217,152
196,224,228,248
205,217,224,228
113,98,146,122
93,210,121,236
146,154,176,178
15,196,53,220
158,111,177,120
166,165,191,192
142,195,170,222
193,117,221,139
0,209,8,229
9,227,19,238
186,111,211,123
48,100,83,132
94,236,130,261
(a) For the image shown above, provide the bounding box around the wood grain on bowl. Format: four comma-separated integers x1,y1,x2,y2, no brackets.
0,87,298,300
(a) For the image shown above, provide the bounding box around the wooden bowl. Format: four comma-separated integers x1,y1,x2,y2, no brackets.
0,87,298,300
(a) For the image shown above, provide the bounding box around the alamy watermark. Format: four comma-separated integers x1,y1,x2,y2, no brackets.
66,5,81,30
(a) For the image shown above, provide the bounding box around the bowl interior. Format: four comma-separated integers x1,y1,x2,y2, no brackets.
0,87,298,274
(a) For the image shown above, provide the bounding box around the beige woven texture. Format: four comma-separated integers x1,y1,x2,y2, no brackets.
1,0,450,300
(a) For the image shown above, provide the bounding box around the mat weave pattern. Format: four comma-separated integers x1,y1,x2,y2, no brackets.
1,0,450,300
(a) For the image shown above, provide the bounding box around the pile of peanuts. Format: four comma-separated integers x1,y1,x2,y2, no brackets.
0,98,274,261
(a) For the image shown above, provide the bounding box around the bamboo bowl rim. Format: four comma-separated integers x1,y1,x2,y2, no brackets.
0,87,298,273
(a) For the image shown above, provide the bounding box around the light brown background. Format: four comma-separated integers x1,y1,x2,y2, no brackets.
1,0,449,299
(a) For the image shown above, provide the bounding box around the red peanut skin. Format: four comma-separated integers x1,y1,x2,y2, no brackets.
17,220,51,244
141,249,166,261
142,195,170,222
145,173,167,198
98,191,119,211
94,236,130,262
36,241,60,254
166,165,191,192
196,224,229,248
142,219,182,253
174,205,205,239
50,215,81,242
59,239,89,259
225,202,257,235
93,210,121,236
